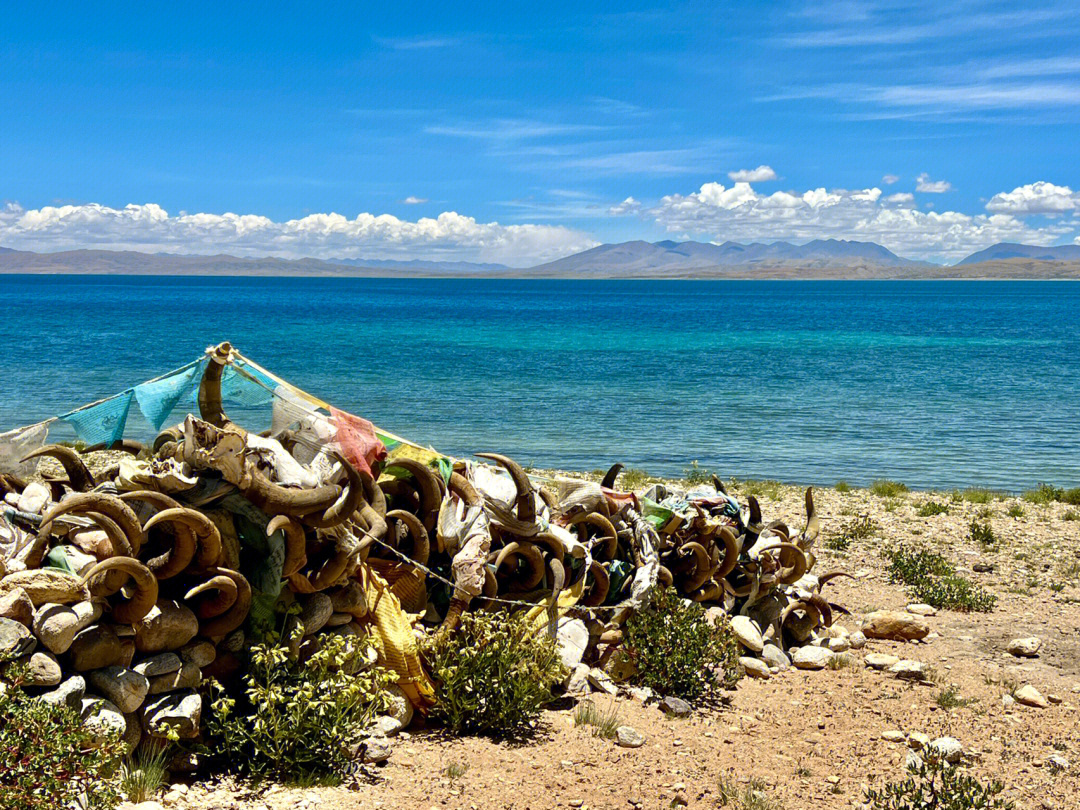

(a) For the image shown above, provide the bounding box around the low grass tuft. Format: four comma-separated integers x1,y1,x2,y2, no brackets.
917,501,950,517
968,519,996,547
871,479,909,498
573,699,622,740
834,481,852,493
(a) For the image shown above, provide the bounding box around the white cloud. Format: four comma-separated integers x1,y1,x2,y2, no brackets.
727,165,777,182
985,181,1080,214
401,196,428,204
916,173,952,193
608,197,642,215
645,180,1076,262
882,174,900,185
0,202,597,267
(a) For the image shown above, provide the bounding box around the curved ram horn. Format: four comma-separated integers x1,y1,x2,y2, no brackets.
302,455,364,530
80,511,136,559
309,544,352,591
538,486,559,510
197,342,233,427
40,493,144,555
576,513,618,561
140,508,200,579
152,425,184,456
676,541,712,593
81,557,158,624
490,541,545,591
267,515,308,577
447,472,480,508
757,541,809,585
657,565,674,587
386,509,430,566
476,453,536,524
141,504,221,570
184,574,239,619
383,458,442,532
195,567,251,637
530,531,566,564
600,463,623,489
20,445,95,493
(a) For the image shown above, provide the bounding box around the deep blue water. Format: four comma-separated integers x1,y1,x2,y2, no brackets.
1,275,1077,491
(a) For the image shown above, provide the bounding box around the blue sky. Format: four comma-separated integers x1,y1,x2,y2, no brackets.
2,0,1079,265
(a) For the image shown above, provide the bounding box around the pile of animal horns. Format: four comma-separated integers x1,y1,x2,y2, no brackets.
0,342,847,753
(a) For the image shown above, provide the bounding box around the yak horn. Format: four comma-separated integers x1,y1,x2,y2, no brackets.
384,458,442,532
760,541,809,585
657,565,674,587
817,570,856,591
141,508,200,579
715,526,741,580
267,515,307,577
600,463,623,490
309,545,352,591
302,455,364,529
81,557,158,624
240,464,343,518
184,574,239,619
712,475,727,495
476,453,536,524
20,445,95,492
801,487,821,546
196,567,251,637
581,561,610,607
742,495,763,549
86,439,145,456
386,509,430,566
197,342,233,427
447,472,480,508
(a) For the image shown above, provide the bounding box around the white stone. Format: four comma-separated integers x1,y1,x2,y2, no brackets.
1006,637,1042,658
760,643,790,671
928,737,963,763
827,637,850,653
730,616,764,653
556,618,589,669
906,603,937,616
907,732,931,750
792,646,833,670
615,725,645,748
565,663,592,696
740,656,771,679
881,730,906,743
587,667,618,696
864,653,899,670
1014,684,1049,708
888,660,927,681
848,630,867,649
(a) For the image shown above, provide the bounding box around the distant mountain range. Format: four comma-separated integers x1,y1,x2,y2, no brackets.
955,242,1080,265
1,240,1079,279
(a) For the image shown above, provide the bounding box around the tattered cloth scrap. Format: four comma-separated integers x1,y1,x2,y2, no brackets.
329,406,387,476
0,421,49,476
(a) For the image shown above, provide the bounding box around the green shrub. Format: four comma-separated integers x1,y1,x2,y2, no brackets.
871,479,908,498
834,481,852,493
968,519,996,547
1005,504,1024,518
1063,509,1080,521
866,759,1012,810
959,488,1003,504
204,626,393,781
624,586,741,700
886,545,996,613
1060,487,1080,505
918,501,950,517
826,514,878,551
682,461,712,485
1022,483,1060,505
421,610,566,737
620,468,650,490
740,479,784,500
0,662,123,810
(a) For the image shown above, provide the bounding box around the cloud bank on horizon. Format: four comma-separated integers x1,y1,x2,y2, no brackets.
3,1,1079,265
3,178,1078,265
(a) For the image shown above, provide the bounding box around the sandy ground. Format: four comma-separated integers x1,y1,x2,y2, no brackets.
120,477,1080,810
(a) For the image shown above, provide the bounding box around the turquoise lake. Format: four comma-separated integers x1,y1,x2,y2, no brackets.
2,275,1077,491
